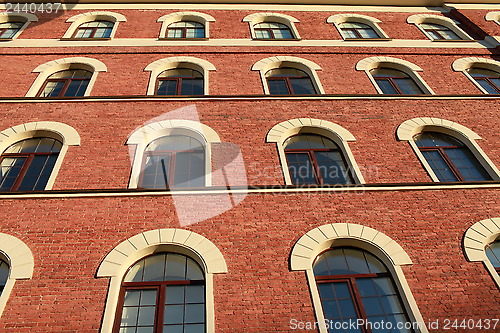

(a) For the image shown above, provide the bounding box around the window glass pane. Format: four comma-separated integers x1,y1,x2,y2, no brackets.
445,148,492,181
476,79,500,94
341,29,358,39
0,22,23,39
285,152,317,185
421,150,458,182
344,248,371,274
393,78,423,94
64,79,89,97
166,286,185,305
267,79,290,95
120,305,139,326
315,151,352,185
375,79,398,94
138,306,156,326
165,254,187,280
143,254,166,281
41,81,65,97
186,285,205,303
173,152,205,188
358,28,379,38
179,78,204,95
184,304,204,323
290,77,316,94
485,241,500,268
164,304,184,324
186,259,204,280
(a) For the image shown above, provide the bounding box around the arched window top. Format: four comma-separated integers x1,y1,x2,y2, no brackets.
158,12,214,39
144,57,215,96
314,247,388,276
63,11,125,39
291,223,412,271
127,120,220,189
267,118,356,144
452,57,500,95
327,13,389,39
253,22,293,39
243,12,300,39
396,117,481,142
464,218,500,288
166,21,205,39
356,57,433,95
485,11,500,24
27,57,106,98
407,14,472,41
66,11,126,24
124,252,204,283
0,13,38,39
252,56,324,94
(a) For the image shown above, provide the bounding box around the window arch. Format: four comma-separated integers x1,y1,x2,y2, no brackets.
27,57,107,97
0,13,37,40
291,223,426,333
0,121,80,191
243,12,300,40
327,14,389,40
396,117,500,182
314,247,415,331
464,218,500,288
144,57,215,96
485,12,500,26
63,11,126,39
407,14,473,41
97,228,227,333
252,56,324,95
356,56,434,95
114,252,206,333
452,57,500,94
0,233,34,317
267,118,364,185
127,120,220,189
158,12,215,39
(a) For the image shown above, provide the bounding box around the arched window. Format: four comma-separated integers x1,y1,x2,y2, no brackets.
338,22,379,39
166,21,205,39
467,67,500,94
253,22,293,39
155,68,204,96
414,132,492,182
0,22,24,39
139,135,205,189
485,240,500,274
0,137,62,191
114,252,205,333
420,23,460,40
314,247,415,331
370,68,424,94
37,69,92,97
284,134,353,185
0,259,8,295
73,20,114,39
266,67,316,95
243,13,301,40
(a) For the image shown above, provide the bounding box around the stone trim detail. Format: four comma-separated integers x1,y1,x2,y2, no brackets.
396,117,481,141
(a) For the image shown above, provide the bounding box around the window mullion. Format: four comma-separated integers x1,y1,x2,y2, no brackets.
11,153,34,191
309,150,323,185
388,78,403,94
438,147,464,181
350,277,372,333
155,284,166,333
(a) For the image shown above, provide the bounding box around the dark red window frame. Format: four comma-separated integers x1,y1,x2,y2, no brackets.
166,21,205,39
72,20,114,39
415,132,492,182
113,279,205,333
421,23,460,40
0,151,59,191
0,21,24,39
284,145,353,185
253,22,294,39
36,70,92,98
339,22,379,39
138,136,205,189
373,70,423,95
266,68,317,95
469,71,500,94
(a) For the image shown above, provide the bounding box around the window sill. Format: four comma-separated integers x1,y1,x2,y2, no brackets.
60,37,112,41
430,39,477,42
158,37,209,41
0,38,13,42
343,38,392,41
252,38,302,41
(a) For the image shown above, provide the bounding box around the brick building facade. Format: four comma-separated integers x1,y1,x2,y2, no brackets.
0,1,498,332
